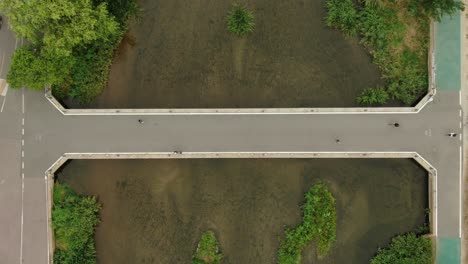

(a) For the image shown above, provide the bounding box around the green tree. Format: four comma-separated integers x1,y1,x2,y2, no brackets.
371,233,432,264
0,0,118,57
7,46,74,90
357,86,389,106
227,3,255,36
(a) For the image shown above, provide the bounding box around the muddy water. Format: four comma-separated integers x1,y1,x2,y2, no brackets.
57,159,427,264
69,0,384,109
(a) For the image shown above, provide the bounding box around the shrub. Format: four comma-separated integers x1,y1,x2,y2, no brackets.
325,0,358,36
52,183,101,264
192,231,223,264
371,233,432,264
357,86,389,106
227,3,255,36
277,183,336,264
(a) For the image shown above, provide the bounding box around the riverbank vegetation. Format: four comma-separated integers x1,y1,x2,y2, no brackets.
0,0,138,104
192,231,223,264
326,0,464,106
52,182,101,264
277,183,336,264
370,232,432,264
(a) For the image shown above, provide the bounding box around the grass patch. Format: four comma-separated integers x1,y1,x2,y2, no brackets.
371,232,432,264
192,231,223,264
277,182,336,264
52,182,101,264
325,0,463,105
227,3,255,36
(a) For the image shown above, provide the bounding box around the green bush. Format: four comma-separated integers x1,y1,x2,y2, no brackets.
357,86,389,106
277,183,336,264
325,0,358,36
227,3,255,36
371,233,432,264
52,183,101,264
192,231,223,264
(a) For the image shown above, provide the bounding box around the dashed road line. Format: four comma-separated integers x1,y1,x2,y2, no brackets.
19,87,25,264
20,172,24,264
22,88,24,114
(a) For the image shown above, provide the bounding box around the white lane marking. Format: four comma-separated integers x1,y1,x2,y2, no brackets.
460,146,463,238
45,175,50,264
21,151,24,158
21,128,24,135
0,97,5,112
20,172,24,264
22,118,24,126
22,88,24,114
21,140,24,146
21,162,24,170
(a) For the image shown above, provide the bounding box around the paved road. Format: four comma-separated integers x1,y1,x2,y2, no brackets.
0,14,464,264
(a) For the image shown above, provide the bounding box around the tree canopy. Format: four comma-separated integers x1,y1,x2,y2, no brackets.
0,0,119,91
0,0,118,57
